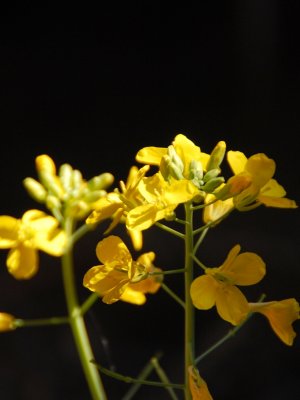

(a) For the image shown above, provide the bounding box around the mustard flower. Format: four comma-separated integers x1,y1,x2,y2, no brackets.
249,298,300,346
126,172,200,231
188,366,213,400
86,165,149,250
0,312,15,332
190,245,266,325
83,235,162,305
227,151,297,210
0,209,66,279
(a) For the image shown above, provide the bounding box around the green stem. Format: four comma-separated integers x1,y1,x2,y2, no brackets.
155,222,185,239
62,218,107,400
151,357,179,400
80,293,100,316
184,202,195,400
161,283,185,309
14,316,69,328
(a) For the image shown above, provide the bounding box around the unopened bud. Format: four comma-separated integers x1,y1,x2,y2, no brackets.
46,194,61,210
59,163,73,192
203,168,220,183
215,173,252,200
201,177,225,193
87,173,114,191
71,169,83,191
0,312,16,332
23,177,47,203
39,171,64,198
83,190,107,203
206,141,226,171
36,154,56,175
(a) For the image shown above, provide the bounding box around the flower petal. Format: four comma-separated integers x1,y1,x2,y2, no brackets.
227,151,248,175
0,216,19,248
7,245,38,279
215,285,249,325
190,275,217,310
96,236,132,265
120,287,147,305
136,146,167,165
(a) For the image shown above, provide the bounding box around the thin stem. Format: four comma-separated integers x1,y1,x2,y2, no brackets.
92,362,185,390
121,352,163,400
161,283,185,309
191,254,207,272
151,357,179,400
62,217,107,400
184,202,195,400
150,268,186,276
71,222,96,246
193,227,209,256
80,293,100,316
14,316,69,328
155,222,185,239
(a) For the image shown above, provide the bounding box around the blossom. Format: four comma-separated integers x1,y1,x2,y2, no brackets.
126,172,200,231
227,151,297,210
86,165,148,250
190,245,266,325
0,209,66,279
83,235,162,305
0,312,15,332
188,366,213,400
249,298,300,346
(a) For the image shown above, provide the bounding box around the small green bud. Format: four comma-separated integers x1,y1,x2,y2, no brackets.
83,190,107,203
59,163,73,192
168,145,184,173
201,177,225,193
203,168,221,183
87,173,114,191
71,169,83,191
23,177,47,203
206,141,226,171
39,171,64,198
46,194,61,210
189,160,204,182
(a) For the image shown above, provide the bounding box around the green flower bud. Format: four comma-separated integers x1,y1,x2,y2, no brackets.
201,177,225,193
87,173,114,191
206,141,226,171
189,160,204,186
46,194,62,210
59,163,73,192
203,168,220,183
39,171,64,198
23,177,47,203
83,190,107,203
71,169,83,191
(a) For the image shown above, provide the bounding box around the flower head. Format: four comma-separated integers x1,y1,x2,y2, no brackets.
83,235,162,305
190,245,266,325
227,151,297,210
249,298,300,346
0,210,66,279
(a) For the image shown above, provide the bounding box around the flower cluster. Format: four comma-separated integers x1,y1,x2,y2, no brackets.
0,134,298,399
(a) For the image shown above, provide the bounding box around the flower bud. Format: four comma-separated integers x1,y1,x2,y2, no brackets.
39,171,64,198
59,163,73,192
0,313,15,332
36,154,56,175
203,168,220,183
87,173,114,191
201,177,225,193
23,177,47,203
206,140,226,171
215,174,252,200
83,190,107,203
71,169,83,191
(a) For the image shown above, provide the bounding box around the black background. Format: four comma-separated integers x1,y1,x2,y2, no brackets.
0,2,299,399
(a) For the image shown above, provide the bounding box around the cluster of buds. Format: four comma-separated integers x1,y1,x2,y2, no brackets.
23,155,114,221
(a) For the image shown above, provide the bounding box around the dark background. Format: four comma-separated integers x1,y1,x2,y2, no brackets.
0,2,299,399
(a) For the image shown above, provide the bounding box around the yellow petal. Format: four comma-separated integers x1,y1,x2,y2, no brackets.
96,236,132,265
0,216,19,248
249,299,300,346
127,204,158,231
227,151,248,175
86,195,123,225
22,209,59,231
120,287,147,305
7,245,38,279
188,366,213,400
136,146,167,165
127,228,143,251
245,153,275,188
203,196,234,224
258,195,298,209
35,229,67,256
221,247,266,286
190,275,217,310
215,285,249,325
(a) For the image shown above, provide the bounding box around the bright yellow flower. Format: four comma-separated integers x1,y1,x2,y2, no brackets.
227,151,297,210
0,312,15,332
190,245,266,325
83,236,161,305
188,366,213,400
0,210,66,279
203,192,234,224
127,172,200,230
249,298,300,346
86,166,148,250
136,134,210,179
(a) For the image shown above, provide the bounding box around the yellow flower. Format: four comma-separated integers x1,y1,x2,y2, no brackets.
249,299,300,346
190,245,266,325
203,192,234,224
127,172,200,231
0,312,15,332
188,366,213,400
136,134,210,179
86,166,148,250
227,151,297,210
0,210,66,279
83,235,161,305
